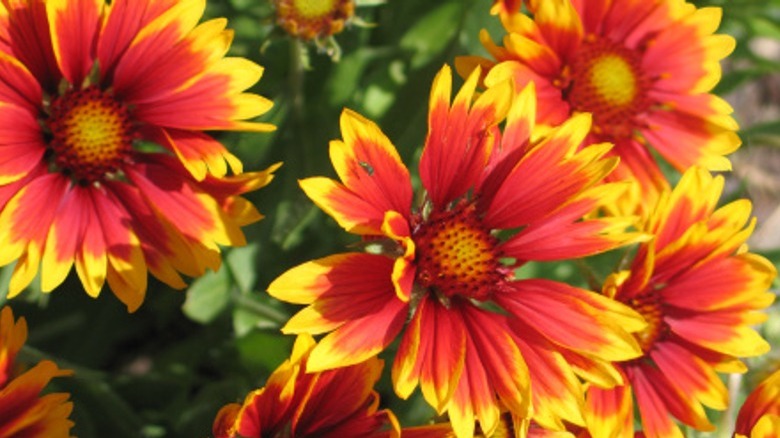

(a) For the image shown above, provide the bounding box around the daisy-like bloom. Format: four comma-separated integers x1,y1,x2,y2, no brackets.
0,0,279,311
457,0,740,213
584,167,776,438
269,64,648,438
212,334,399,438
734,367,780,438
274,0,355,41
0,306,74,437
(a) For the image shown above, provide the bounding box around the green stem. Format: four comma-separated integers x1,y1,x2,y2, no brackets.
288,38,316,178
719,373,742,437
289,39,306,123
232,293,289,326
18,345,106,381
574,258,602,291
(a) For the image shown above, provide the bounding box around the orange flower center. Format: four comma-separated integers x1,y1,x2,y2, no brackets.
413,204,502,300
274,0,355,40
565,37,651,139
626,290,667,352
47,86,133,183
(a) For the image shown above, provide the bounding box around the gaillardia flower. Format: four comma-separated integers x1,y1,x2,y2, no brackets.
212,334,398,438
734,367,780,438
269,65,647,438
457,0,739,211
274,0,355,41
584,167,776,437
0,0,278,311
0,306,73,437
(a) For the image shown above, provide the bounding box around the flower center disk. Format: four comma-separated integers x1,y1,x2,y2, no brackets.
565,37,651,139
274,0,354,40
293,0,339,18
413,204,501,300
626,290,666,353
47,86,133,183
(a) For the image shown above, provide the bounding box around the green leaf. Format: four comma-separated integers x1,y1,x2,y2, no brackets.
326,48,377,106
236,330,294,374
66,377,148,438
748,16,780,39
182,268,231,324
743,120,780,137
399,2,462,69
270,200,320,250
231,293,289,336
0,262,13,306
226,244,260,294
232,306,279,336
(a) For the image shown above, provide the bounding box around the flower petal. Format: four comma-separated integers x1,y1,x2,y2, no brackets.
650,340,727,411
628,365,685,438
1,0,61,91
0,173,69,295
303,297,407,372
132,58,274,132
482,115,612,229
420,65,511,208
46,0,101,85
269,253,407,371
147,126,243,181
665,309,770,358
583,372,634,438
111,0,208,101
0,102,45,185
497,279,643,361
97,0,178,81
512,330,584,430
332,109,412,222
0,361,74,437
411,296,467,414
631,362,714,433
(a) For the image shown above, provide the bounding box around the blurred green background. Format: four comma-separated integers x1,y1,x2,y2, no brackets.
3,0,780,436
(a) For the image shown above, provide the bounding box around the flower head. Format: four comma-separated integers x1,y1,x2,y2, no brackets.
734,367,780,438
0,306,74,437
274,0,355,41
584,167,776,437
0,0,278,311
269,64,647,437
457,0,739,213
212,334,398,438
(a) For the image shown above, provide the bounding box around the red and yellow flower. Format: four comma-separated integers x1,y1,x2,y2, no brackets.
457,0,739,213
0,0,279,311
269,64,647,437
0,306,73,437
583,167,776,437
274,0,355,41
212,334,398,438
734,367,780,438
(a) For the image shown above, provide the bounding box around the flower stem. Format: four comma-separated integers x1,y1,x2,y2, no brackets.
232,293,289,327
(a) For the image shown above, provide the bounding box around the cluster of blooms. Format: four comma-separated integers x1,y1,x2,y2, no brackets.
0,0,277,433
0,0,776,437
0,0,279,312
